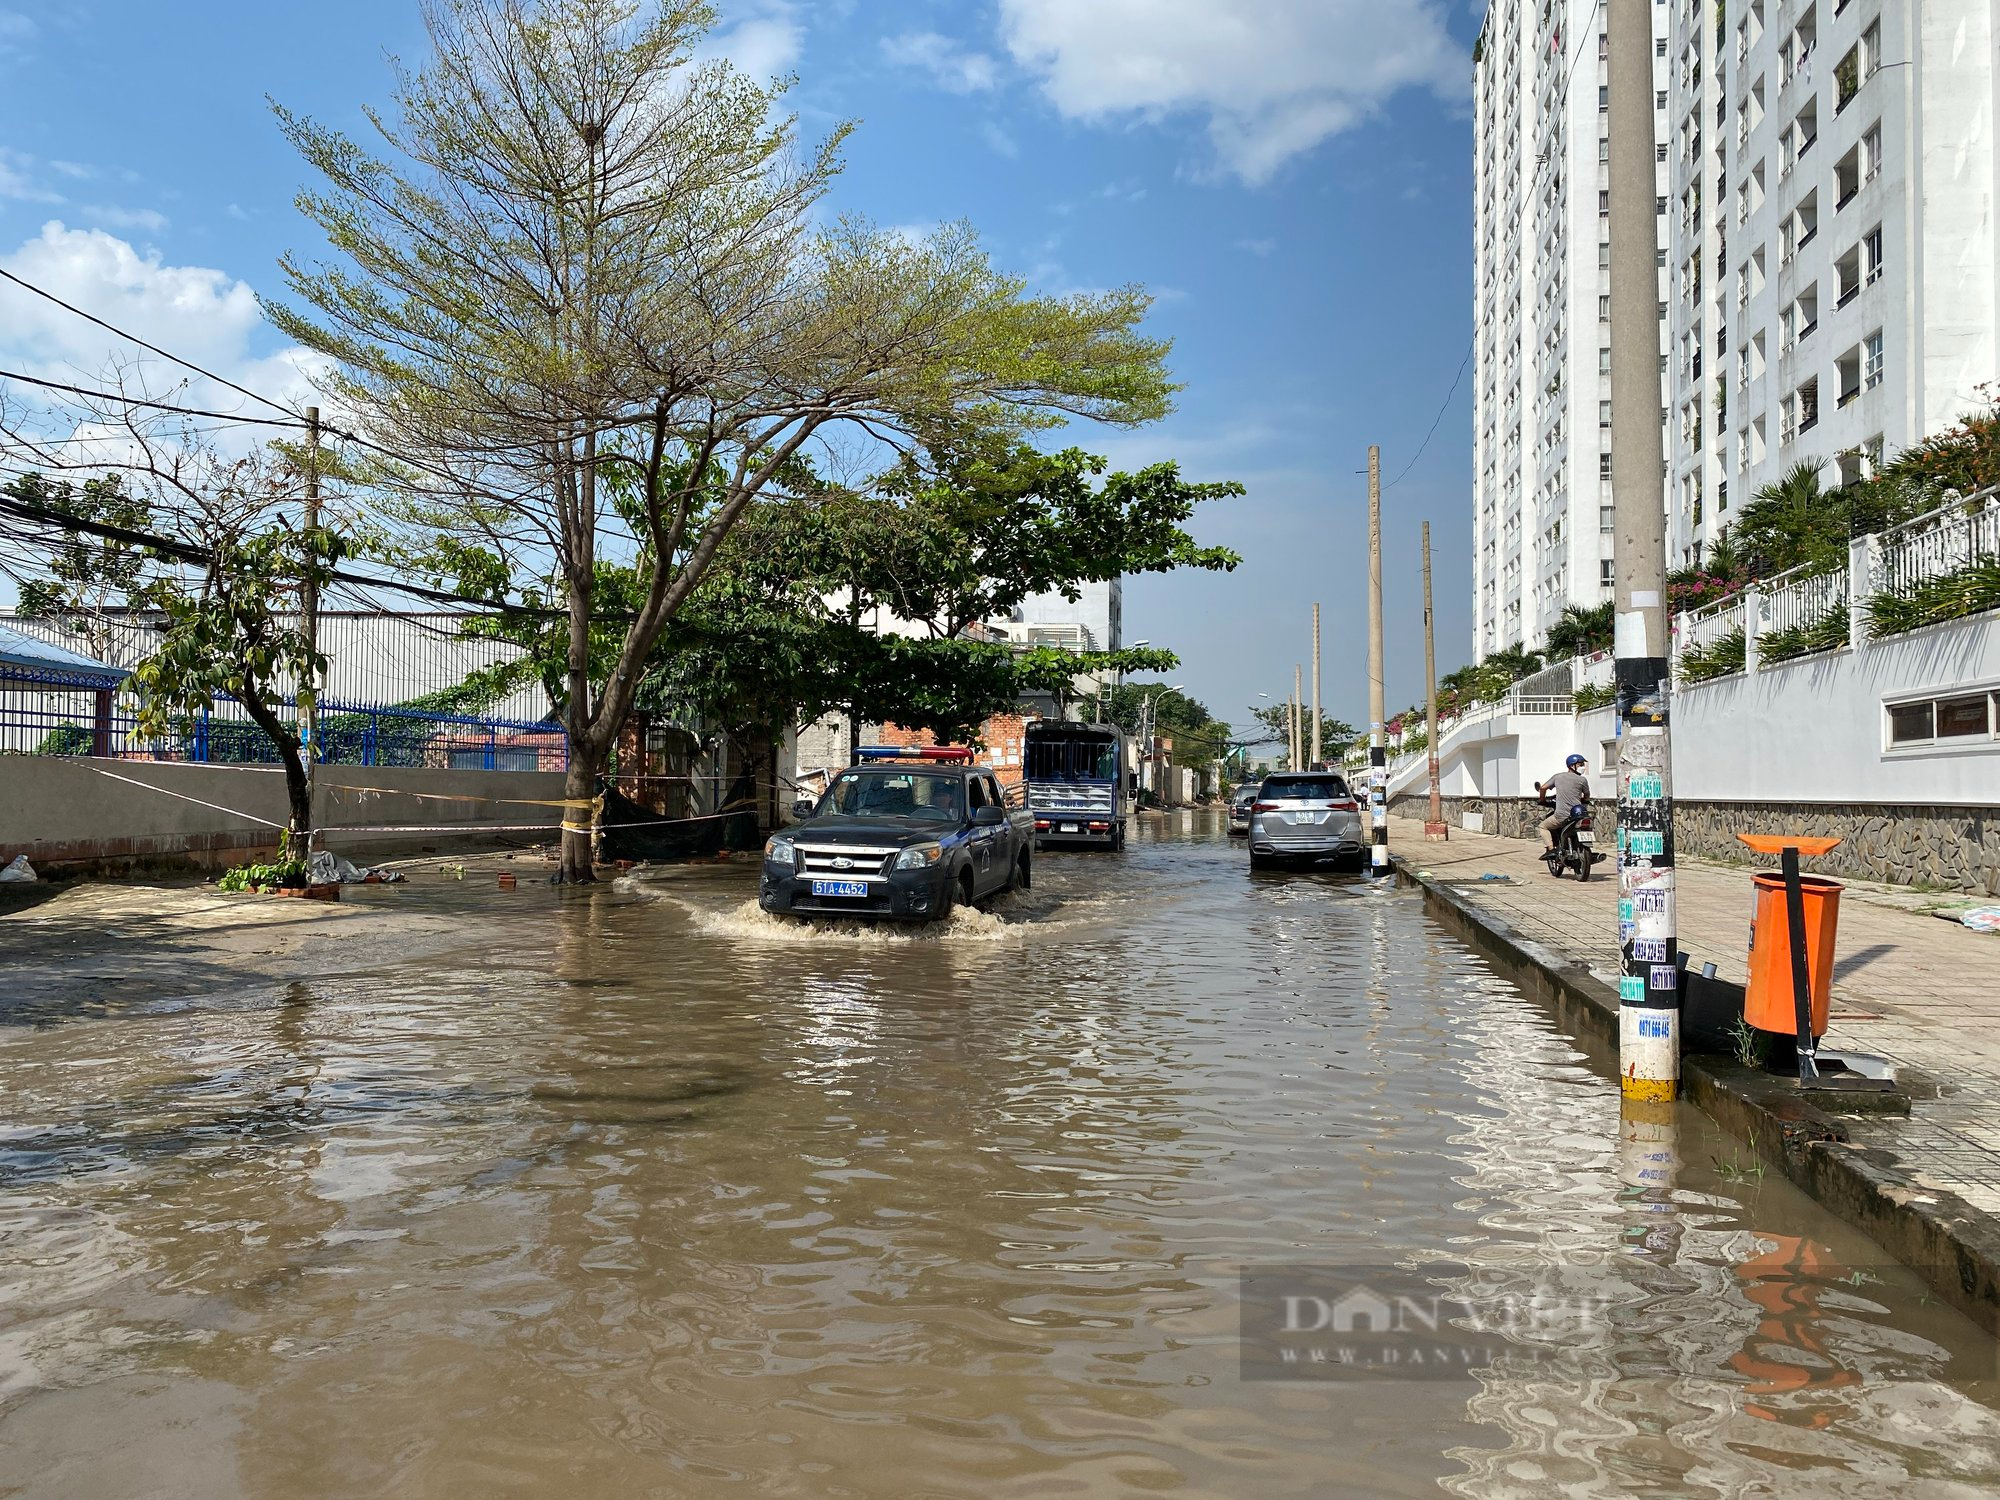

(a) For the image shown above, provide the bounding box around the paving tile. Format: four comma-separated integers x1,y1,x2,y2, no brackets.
1406,826,2000,1210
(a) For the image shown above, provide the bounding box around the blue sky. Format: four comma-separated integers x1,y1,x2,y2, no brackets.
0,0,1480,736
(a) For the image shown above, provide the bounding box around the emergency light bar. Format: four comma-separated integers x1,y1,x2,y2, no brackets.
855,745,974,763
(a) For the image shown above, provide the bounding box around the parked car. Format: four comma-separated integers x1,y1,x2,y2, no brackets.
1227,780,1262,835
1246,772,1364,871
759,748,1035,921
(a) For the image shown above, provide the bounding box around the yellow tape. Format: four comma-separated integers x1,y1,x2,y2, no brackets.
325,783,599,809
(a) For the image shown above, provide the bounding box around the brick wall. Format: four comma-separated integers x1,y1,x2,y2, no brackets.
880,712,1033,795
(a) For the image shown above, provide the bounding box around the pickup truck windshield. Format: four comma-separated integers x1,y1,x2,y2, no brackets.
823,769,963,822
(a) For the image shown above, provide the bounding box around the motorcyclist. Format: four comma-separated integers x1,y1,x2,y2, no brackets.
1535,754,1592,851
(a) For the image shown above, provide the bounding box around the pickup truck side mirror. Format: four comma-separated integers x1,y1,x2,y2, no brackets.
971,804,1005,827
791,798,817,819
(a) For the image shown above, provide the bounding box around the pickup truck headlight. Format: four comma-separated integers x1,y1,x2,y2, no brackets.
764,835,797,869
893,842,942,871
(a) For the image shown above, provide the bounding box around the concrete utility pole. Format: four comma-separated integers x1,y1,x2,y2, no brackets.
301,404,322,849
1366,445,1387,877
1310,603,1323,769
1422,522,1447,840
1292,663,1304,770
1608,0,1677,1103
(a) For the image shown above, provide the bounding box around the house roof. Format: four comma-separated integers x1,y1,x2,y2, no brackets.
0,622,131,687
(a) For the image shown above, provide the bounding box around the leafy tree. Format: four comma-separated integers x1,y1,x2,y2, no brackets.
856,439,1241,640
1544,601,1614,660
1012,643,1178,722
9,472,155,662
1247,703,1357,763
269,0,1173,879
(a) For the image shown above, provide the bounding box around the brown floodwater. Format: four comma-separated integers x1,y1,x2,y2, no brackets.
3,814,1999,1497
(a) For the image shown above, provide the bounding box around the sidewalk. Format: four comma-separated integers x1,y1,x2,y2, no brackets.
1405,825,2000,1214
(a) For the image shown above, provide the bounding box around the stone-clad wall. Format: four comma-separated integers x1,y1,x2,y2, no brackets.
1391,794,2000,894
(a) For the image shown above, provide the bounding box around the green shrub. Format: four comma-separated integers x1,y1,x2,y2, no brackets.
33,723,94,756
1572,681,1614,711
1867,559,2000,637
1679,625,1746,682
1758,608,1850,664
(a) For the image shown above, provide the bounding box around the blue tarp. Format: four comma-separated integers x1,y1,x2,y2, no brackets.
0,623,130,687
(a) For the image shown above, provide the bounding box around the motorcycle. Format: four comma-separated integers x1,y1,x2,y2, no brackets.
1541,801,1598,881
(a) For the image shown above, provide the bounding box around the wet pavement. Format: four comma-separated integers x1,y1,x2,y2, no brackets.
3,814,2000,1496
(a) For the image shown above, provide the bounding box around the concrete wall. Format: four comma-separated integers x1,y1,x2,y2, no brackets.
0,758,571,872
1673,612,2000,803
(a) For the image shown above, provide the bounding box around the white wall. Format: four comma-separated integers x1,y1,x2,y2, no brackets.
1675,611,2000,802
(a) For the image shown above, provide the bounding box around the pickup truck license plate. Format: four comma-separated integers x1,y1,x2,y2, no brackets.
810,879,870,898
1060,823,1079,833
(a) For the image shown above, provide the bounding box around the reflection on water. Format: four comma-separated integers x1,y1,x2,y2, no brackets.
0,815,1995,1497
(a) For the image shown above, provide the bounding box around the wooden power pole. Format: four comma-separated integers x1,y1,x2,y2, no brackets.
301,404,322,849
1422,521,1447,840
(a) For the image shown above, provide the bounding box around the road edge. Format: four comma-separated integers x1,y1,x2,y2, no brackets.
1396,856,2000,1338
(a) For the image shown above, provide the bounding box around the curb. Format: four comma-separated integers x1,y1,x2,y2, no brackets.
1397,856,2000,1338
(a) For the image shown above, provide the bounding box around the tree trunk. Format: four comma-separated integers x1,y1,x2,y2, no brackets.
239,690,312,846
559,745,601,883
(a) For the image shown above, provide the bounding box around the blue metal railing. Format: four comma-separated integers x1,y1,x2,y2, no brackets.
0,679,566,771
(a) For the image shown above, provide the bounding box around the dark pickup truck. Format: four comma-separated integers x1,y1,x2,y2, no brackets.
759,751,1035,921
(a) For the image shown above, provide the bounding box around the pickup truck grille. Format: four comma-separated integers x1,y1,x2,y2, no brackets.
794,843,900,879
1025,781,1116,815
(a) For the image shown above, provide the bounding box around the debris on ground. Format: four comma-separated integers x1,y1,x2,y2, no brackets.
0,855,35,883
308,851,408,886
1948,906,2000,933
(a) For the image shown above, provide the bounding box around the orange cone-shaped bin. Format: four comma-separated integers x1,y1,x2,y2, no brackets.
1744,873,1842,1037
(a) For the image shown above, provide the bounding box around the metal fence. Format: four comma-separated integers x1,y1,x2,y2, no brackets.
1872,488,2000,599
1,609,564,769
1758,558,1848,639
0,684,565,769
1673,593,1746,678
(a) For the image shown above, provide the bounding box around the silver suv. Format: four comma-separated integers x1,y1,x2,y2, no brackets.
1247,773,1364,871
1227,780,1261,835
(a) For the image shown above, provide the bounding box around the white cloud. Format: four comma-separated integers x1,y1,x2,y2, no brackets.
0,221,327,431
1233,237,1276,256
0,9,33,56
994,0,1464,185
981,121,1019,158
881,30,998,93
700,0,802,81
0,148,62,204
78,205,168,233
47,159,94,181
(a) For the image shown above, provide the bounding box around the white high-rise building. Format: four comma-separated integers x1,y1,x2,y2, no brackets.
1472,0,1669,660
1668,0,2000,563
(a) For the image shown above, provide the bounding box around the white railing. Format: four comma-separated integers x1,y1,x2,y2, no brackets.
1758,558,1848,639
1872,488,2000,599
1674,593,1745,672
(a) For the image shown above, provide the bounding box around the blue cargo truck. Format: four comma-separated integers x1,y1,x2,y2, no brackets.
1023,721,1130,852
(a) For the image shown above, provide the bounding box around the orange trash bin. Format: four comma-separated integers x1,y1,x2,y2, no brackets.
1744,872,1842,1037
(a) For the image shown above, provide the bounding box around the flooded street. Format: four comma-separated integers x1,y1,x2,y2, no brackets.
4,815,2000,1497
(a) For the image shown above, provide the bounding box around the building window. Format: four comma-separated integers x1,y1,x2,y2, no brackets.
1599,400,1613,428
1600,559,1616,586
1599,348,1612,373
1599,138,1610,163
1888,692,1999,748
1864,225,1884,284
1600,86,1609,111
1862,124,1882,183
1599,452,1613,479
1600,190,1610,216
1599,295,1611,321
1864,330,1884,389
